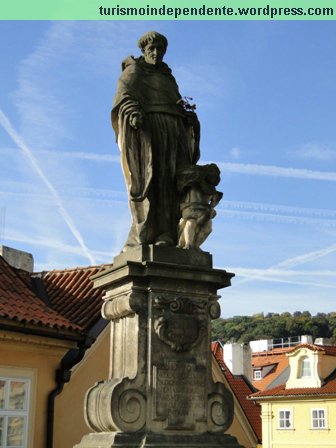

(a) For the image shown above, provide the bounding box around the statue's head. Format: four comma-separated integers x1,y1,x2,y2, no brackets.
205,164,221,186
138,31,168,66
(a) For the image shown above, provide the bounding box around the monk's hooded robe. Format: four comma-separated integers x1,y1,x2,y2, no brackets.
112,56,200,249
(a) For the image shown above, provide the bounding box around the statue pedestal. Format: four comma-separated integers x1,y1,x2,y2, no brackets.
75,432,242,447
74,247,242,448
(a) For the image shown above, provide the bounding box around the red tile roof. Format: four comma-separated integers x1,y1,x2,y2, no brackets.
38,265,109,330
0,252,113,337
251,369,336,399
252,349,289,391
212,341,262,442
251,344,336,392
287,343,336,357
0,256,82,333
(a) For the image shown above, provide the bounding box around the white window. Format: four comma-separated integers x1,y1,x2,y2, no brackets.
253,370,262,380
278,409,293,429
0,377,30,448
299,356,311,378
311,409,326,429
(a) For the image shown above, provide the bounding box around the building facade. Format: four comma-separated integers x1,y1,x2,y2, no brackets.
251,343,336,448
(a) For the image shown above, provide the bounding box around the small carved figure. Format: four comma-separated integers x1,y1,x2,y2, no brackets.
177,164,223,250
112,31,200,251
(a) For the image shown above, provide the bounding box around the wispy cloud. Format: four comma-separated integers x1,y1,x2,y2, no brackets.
294,142,336,161
229,147,241,160
1,22,138,268
0,109,96,265
174,63,229,107
13,25,74,150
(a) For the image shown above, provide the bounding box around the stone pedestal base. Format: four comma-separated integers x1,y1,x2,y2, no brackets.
74,432,243,448
73,246,240,448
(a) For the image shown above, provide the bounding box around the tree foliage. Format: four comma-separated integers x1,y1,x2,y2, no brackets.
211,311,336,344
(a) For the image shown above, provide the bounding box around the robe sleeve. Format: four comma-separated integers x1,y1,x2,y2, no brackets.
112,62,152,202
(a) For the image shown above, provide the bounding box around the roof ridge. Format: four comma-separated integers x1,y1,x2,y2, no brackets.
36,263,113,276
287,343,336,355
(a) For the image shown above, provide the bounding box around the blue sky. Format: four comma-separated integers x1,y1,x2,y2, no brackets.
0,21,335,317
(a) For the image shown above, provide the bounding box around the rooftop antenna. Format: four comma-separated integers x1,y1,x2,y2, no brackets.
0,206,6,244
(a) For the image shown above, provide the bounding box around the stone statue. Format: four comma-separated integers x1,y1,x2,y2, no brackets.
74,31,241,448
177,164,223,250
112,31,200,251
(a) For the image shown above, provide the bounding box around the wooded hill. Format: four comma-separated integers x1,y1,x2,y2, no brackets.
212,311,336,344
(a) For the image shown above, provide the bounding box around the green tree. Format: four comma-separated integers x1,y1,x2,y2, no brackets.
211,311,336,344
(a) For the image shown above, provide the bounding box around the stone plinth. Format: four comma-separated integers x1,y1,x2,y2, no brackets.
74,247,242,448
76,432,242,447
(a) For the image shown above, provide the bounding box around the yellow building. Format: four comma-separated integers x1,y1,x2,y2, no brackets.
251,343,336,448
0,247,110,448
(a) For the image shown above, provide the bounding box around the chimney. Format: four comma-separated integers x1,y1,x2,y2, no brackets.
314,337,332,346
301,335,313,344
224,342,252,382
249,338,272,352
0,245,34,273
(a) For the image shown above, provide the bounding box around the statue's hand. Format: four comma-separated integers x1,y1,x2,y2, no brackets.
129,112,143,130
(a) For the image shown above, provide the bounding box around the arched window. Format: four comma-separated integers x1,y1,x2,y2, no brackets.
299,356,311,378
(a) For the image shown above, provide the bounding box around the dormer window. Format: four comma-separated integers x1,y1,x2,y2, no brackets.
286,347,322,389
253,369,262,380
299,356,311,378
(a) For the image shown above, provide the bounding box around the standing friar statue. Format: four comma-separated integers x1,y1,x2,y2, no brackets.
74,32,242,448
112,30,222,252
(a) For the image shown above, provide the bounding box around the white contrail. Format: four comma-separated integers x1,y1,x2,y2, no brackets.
227,266,336,289
218,200,336,227
43,150,120,163
6,148,336,182
1,147,119,163
218,209,336,228
276,244,336,269
2,179,335,227
2,179,334,220
0,109,96,265
231,267,336,278
220,200,336,219
229,243,336,286
6,231,114,260
212,161,336,182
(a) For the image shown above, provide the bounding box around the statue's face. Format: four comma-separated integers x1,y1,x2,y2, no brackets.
143,42,166,65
